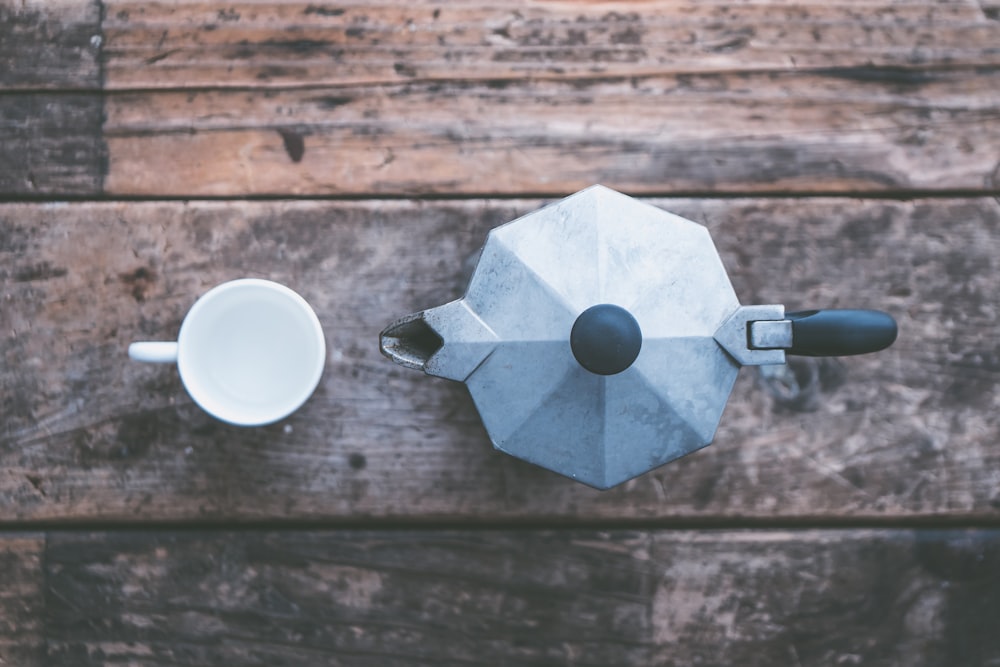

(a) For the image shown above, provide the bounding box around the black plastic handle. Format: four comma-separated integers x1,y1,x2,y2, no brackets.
786,309,897,357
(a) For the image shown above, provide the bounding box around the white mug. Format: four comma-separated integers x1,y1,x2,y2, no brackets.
128,279,326,426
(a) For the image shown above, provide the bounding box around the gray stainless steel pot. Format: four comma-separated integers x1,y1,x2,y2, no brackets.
380,186,896,489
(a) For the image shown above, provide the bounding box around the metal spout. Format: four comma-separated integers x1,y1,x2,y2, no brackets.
379,311,444,371
379,299,500,382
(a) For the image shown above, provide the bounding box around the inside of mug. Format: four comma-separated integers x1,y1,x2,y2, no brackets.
178,282,325,425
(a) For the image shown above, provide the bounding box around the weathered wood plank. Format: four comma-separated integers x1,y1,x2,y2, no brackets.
0,94,104,195
0,0,100,90
44,529,1000,666
1,198,998,521
0,535,45,667
102,0,1000,89
103,70,1000,196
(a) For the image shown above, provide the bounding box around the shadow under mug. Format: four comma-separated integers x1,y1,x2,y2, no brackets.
129,279,326,426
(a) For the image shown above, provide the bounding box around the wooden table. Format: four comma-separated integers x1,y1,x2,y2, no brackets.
3,1,1000,664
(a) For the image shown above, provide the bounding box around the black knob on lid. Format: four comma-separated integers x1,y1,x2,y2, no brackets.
571,304,642,375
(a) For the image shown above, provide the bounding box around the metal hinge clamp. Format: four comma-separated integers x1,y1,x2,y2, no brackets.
713,304,789,366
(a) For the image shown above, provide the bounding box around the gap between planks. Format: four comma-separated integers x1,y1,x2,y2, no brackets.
1,189,999,204
11,62,1000,96
4,516,1000,534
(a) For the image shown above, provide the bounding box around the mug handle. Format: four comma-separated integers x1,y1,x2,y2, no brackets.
128,342,179,363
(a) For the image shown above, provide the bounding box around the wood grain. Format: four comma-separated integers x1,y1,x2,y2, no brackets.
0,94,104,195
0,0,100,90
44,529,1000,666
6,1,1000,662
0,1,103,195
103,69,1000,196
0,535,45,667
101,0,1000,89
2,197,998,522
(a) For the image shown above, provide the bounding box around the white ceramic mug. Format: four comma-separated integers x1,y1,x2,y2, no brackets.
128,279,326,426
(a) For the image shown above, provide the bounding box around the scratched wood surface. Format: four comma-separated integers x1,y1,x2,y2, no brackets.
0,0,100,90
37,529,1000,666
96,0,1000,196
103,69,1000,196
102,0,1000,88
2,198,998,522
5,0,1000,196
0,94,104,196
0,535,44,667
0,0,104,195
3,0,1000,664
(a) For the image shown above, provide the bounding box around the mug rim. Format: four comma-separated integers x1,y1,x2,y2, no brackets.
176,278,326,426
